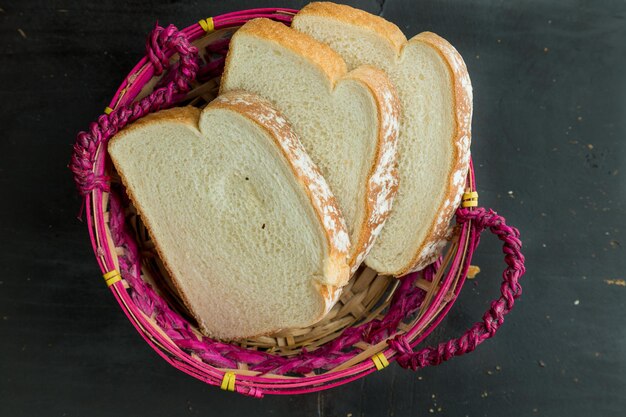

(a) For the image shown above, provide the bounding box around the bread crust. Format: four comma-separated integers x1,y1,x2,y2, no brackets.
109,94,352,338
296,2,407,53
344,66,400,272
109,106,202,136
294,4,473,276
402,32,472,275
221,18,401,273
221,18,347,92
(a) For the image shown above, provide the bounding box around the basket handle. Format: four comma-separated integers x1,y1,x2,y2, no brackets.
389,207,525,370
70,24,199,197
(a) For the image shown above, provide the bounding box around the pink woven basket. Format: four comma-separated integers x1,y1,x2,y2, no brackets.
70,8,525,397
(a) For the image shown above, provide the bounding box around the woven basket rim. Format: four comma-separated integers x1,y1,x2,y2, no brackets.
76,8,480,396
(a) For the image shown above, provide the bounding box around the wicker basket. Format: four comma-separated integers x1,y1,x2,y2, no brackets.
70,8,525,397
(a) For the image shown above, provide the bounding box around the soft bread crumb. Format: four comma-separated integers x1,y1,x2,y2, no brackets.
294,4,473,276
221,18,400,272
108,92,349,339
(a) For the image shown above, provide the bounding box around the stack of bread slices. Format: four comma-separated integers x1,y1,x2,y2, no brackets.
108,2,472,340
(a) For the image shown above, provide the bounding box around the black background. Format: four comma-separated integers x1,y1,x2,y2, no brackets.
1,1,625,416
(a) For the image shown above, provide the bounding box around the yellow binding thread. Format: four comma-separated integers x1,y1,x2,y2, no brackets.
103,270,121,287
104,106,113,115
462,191,479,208
220,372,236,392
199,17,214,32
371,352,389,371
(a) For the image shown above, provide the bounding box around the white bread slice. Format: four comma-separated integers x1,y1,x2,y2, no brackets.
293,2,473,276
220,18,400,272
108,91,350,339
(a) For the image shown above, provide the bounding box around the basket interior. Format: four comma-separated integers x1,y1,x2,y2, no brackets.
91,21,474,382
107,174,466,366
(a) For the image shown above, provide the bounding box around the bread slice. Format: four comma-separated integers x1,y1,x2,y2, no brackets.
220,18,400,272
108,91,350,339
293,2,473,276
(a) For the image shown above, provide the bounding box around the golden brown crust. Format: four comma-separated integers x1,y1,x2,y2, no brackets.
227,18,347,87
296,2,407,53
343,66,400,272
401,32,473,276
109,106,201,142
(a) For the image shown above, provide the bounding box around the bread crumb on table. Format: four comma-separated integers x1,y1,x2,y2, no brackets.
467,265,481,279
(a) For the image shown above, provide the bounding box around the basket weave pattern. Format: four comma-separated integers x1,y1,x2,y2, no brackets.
70,8,525,397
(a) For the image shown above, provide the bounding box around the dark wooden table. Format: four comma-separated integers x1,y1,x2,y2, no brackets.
1,1,624,416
